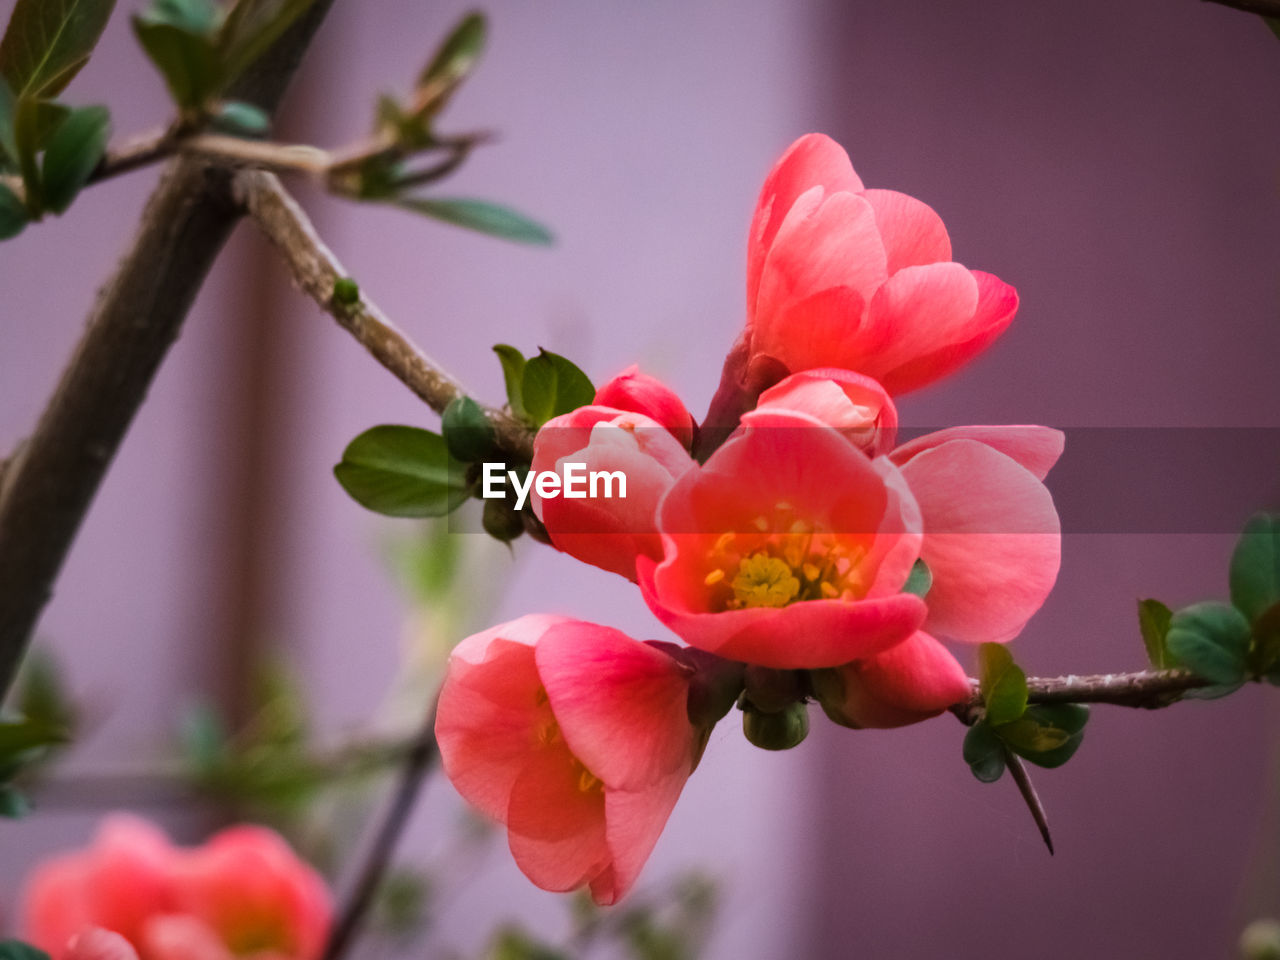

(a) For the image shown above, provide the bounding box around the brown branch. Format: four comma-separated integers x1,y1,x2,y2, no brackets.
1203,0,1280,18
0,1,339,698
952,668,1210,723
236,170,535,460
322,697,440,960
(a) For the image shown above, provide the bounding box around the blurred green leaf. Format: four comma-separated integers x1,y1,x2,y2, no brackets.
520,348,595,427
902,558,931,599
0,183,27,239
1167,601,1251,685
180,702,228,770
14,650,77,734
12,94,42,208
493,344,528,422
0,940,49,960
416,11,485,115
1232,514,1280,624
132,7,221,110
394,196,553,246
996,703,1089,769
1138,597,1175,670
442,394,498,462
0,717,68,758
209,99,269,137
0,786,30,818
374,869,432,936
334,425,469,518
978,643,1027,726
216,0,316,88
488,928,569,960
40,104,108,214
0,79,16,167
962,721,1006,783
141,0,218,33
0,0,117,99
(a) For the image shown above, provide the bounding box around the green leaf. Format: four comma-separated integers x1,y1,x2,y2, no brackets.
1231,513,1280,624
15,651,76,733
132,14,221,109
0,717,68,757
443,395,498,462
1138,598,1175,670
996,703,1089,769
209,99,270,137
962,721,1006,783
520,349,594,427
1167,601,1252,685
978,642,1027,726
0,182,27,240
395,196,553,246
39,103,108,214
12,94,42,209
416,11,485,115
0,940,48,960
0,0,117,100
902,558,931,598
493,344,527,421
0,786,30,818
0,79,17,167
216,0,317,88
334,425,468,518
140,0,218,33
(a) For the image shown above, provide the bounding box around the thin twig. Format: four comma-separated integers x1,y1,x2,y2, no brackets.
953,668,1210,722
1004,750,1054,854
323,698,440,960
236,170,535,460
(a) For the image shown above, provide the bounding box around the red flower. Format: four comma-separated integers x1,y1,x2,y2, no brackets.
638,415,926,669
593,366,696,450
435,614,699,904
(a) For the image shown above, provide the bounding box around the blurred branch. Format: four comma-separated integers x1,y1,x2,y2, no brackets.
1203,0,1280,17
0,1,340,699
323,696,440,960
236,170,535,459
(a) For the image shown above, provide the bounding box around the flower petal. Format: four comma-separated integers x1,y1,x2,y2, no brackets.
591,770,688,906
862,188,952,273
892,425,1064,481
861,262,980,379
900,440,1060,643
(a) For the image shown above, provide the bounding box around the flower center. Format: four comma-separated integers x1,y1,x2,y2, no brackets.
702,504,869,611
533,686,604,795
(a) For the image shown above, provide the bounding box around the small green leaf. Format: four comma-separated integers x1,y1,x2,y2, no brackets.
1138,598,1175,670
416,11,485,117
216,0,317,88
1231,514,1280,624
0,183,27,240
0,786,30,818
0,0,117,100
1167,601,1252,685
15,651,77,734
0,717,67,760
334,425,468,518
0,940,49,960
395,197,553,246
132,14,221,110
12,95,42,209
996,703,1089,769
493,344,527,421
903,558,931,598
962,721,1006,783
40,104,108,214
978,642,1027,726
520,349,594,427
209,99,270,137
442,395,498,462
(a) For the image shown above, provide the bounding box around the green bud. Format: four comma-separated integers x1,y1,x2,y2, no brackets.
742,701,808,751
483,497,524,542
1242,919,1280,960
332,277,360,305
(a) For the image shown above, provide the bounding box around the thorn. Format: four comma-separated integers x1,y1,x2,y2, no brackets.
1004,748,1054,855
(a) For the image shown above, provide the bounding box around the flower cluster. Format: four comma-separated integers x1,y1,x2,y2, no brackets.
437,133,1062,903
19,815,331,960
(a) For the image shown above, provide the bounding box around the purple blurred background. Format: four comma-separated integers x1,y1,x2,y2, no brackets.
1,0,1279,956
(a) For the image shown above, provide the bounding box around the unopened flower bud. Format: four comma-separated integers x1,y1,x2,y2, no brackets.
483,497,524,542
1242,919,1280,960
741,700,809,751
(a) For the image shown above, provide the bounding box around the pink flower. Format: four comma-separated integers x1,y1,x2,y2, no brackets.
812,631,973,729
593,366,696,450
65,930,141,960
435,614,698,904
736,133,1018,398
638,415,926,670
742,367,898,457
20,816,331,960
531,406,695,581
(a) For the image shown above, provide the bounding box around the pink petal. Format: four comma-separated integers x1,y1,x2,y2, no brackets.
591,770,688,905
749,368,898,455
900,440,1060,643
65,929,142,960
876,270,1018,395
536,622,693,791
816,631,972,729
593,367,696,448
141,916,233,960
747,285,869,376
747,134,864,312
862,188,952,273
755,190,887,327
861,262,980,378
506,743,611,893
891,425,1064,481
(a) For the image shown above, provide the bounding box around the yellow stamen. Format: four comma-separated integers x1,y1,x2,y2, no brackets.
731,553,801,609
704,568,726,586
